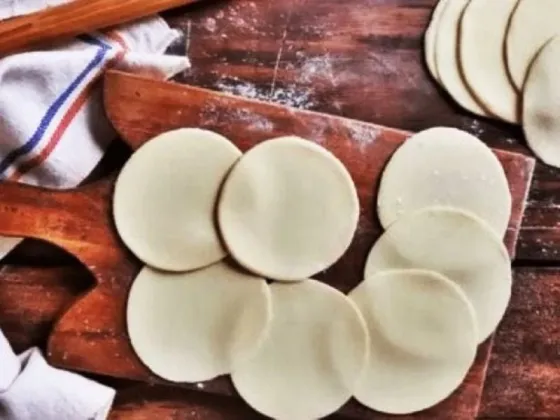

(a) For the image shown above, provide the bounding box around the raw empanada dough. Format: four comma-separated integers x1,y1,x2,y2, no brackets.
113,128,241,271
218,136,359,281
377,127,512,237
349,269,478,414
434,0,489,116
506,0,560,90
127,261,272,383
365,207,512,343
523,36,560,168
231,280,368,419
424,0,449,83
460,0,519,123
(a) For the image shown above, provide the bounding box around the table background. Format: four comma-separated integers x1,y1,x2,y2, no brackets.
0,0,558,418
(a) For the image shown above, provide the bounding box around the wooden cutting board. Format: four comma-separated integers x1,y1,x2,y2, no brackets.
0,70,535,419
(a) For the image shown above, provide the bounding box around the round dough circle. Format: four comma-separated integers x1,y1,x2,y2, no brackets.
365,207,512,343
113,128,241,271
434,0,489,116
349,269,478,414
231,280,368,419
127,261,272,383
424,0,449,84
523,36,560,168
218,136,359,281
506,0,560,90
460,0,520,123
377,127,512,237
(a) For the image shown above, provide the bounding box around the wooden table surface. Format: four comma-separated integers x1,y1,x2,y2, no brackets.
0,0,558,419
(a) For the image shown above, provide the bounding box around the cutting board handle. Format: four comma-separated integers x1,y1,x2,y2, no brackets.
0,181,76,243
0,178,130,279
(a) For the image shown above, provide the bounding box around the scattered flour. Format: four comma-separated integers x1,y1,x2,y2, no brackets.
301,118,328,144
231,108,275,133
299,54,337,85
215,76,316,110
200,102,275,134
340,119,380,150
463,119,485,138
204,18,217,33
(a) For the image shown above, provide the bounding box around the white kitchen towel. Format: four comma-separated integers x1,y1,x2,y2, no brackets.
0,329,115,420
0,5,189,258
0,331,20,393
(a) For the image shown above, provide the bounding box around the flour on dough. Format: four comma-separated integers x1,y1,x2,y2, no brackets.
377,127,512,237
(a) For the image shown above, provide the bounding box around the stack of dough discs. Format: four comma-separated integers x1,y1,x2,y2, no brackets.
113,128,241,272
506,0,560,90
424,0,448,83
434,0,489,117
377,127,512,237
349,269,478,414
127,261,272,383
365,207,512,343
231,280,368,419
460,0,519,123
425,0,560,166
218,136,359,281
523,37,560,168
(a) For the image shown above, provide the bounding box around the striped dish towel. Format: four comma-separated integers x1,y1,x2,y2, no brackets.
0,4,189,419
0,7,190,259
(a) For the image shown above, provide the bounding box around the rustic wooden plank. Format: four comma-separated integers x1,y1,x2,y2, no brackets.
0,70,532,420
479,268,560,418
5,70,530,419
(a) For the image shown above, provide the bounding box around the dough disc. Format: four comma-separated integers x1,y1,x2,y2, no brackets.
434,0,489,116
218,136,359,281
365,207,512,343
349,269,478,414
523,36,560,168
506,0,560,90
424,0,449,84
113,128,241,271
231,280,368,419
377,127,512,237
127,261,272,383
460,0,519,123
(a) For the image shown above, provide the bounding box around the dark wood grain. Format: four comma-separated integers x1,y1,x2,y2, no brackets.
0,266,91,353
480,268,560,418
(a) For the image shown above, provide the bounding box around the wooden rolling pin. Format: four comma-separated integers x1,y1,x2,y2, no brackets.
0,0,200,55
